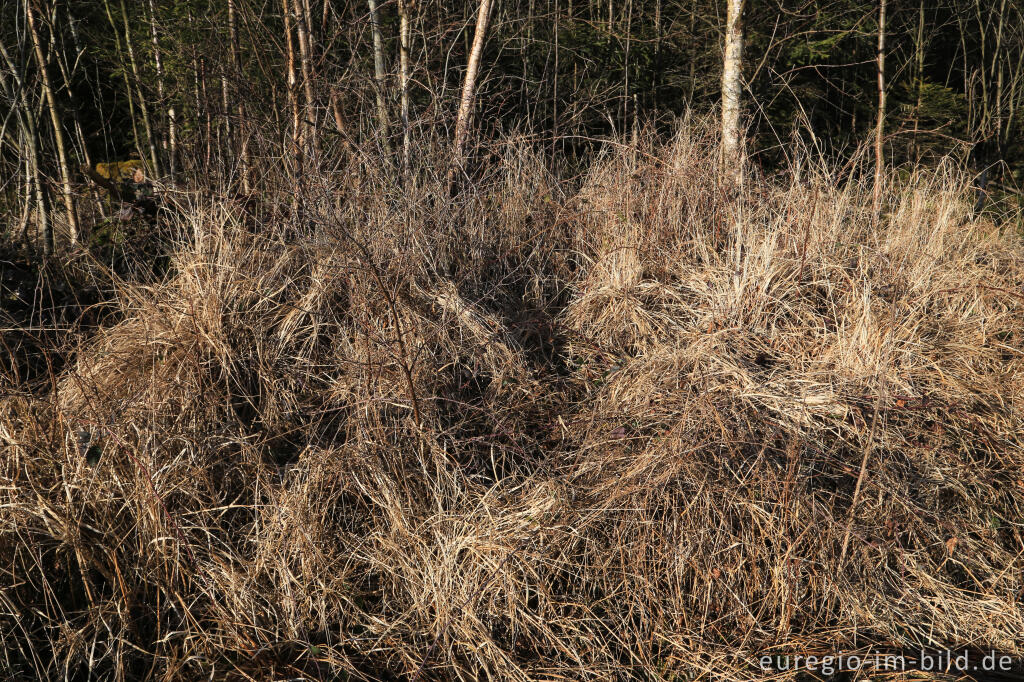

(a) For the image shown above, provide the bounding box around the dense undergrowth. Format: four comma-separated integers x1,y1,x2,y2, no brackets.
2,128,1024,680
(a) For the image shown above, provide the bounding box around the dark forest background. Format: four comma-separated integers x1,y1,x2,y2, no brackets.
2,0,1023,247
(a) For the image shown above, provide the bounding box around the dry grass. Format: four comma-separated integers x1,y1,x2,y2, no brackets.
2,125,1024,680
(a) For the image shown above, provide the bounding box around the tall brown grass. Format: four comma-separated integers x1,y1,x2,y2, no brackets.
2,125,1023,680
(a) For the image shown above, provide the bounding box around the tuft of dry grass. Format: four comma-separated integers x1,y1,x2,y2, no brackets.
2,125,1024,680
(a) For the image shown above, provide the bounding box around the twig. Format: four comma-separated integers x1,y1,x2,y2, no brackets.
838,385,883,567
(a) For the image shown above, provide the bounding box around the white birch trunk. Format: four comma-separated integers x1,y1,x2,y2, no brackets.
873,0,886,216
399,0,412,176
228,0,248,191
293,0,316,148
27,0,78,245
147,0,174,182
282,0,303,191
367,0,393,153
0,37,51,253
119,0,159,176
721,0,745,281
452,0,495,169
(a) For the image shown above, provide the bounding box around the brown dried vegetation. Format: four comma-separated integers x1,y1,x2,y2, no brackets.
2,127,1024,679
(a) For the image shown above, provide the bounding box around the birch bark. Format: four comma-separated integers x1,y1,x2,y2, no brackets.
873,0,887,216
27,0,78,244
721,0,745,279
452,0,495,169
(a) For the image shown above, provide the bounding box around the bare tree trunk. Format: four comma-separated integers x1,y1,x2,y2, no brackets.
187,7,204,177
29,133,52,255
26,0,78,245
653,0,661,109
283,0,303,196
104,0,144,166
329,88,348,136
873,0,887,217
623,0,632,131
201,56,212,174
399,0,412,176
721,0,744,179
147,0,175,183
911,0,924,164
1001,27,1024,156
292,0,315,111
721,0,745,280
119,0,159,176
221,68,232,174
0,36,51,253
304,0,317,56
293,0,317,152
17,145,32,246
228,0,249,191
168,91,178,179
367,0,393,154
990,0,1009,180
28,135,52,254
22,122,52,255
452,0,495,170
192,55,202,175
53,6,91,171
552,0,560,154
50,4,108,220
